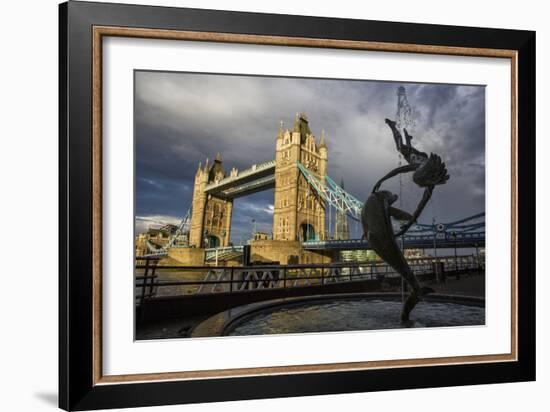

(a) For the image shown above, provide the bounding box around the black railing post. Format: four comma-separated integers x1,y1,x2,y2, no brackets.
475,244,481,274
149,260,157,298
229,267,234,293
283,267,287,289
140,258,150,307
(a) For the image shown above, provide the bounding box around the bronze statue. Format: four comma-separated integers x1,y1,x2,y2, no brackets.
362,119,449,322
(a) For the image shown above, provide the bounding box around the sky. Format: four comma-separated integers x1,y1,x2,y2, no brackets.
134,71,485,243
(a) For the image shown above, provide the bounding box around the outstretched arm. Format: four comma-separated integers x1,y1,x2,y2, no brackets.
389,207,414,222
372,164,417,193
394,186,433,237
385,118,403,151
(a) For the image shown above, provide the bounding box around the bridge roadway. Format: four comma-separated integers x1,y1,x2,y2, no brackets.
203,231,485,260
302,231,485,250
204,160,275,199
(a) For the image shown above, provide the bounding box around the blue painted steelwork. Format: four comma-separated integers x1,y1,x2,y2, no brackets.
411,212,485,233
296,161,363,221
297,160,485,238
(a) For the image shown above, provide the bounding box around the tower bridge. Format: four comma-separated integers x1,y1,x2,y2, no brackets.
142,112,485,264
189,112,328,252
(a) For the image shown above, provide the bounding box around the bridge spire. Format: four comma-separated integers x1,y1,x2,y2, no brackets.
293,112,300,132
320,129,327,149
292,112,311,143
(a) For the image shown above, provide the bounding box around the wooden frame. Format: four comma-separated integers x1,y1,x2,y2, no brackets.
59,1,535,410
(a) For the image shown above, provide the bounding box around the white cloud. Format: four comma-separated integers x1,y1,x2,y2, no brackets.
135,214,182,234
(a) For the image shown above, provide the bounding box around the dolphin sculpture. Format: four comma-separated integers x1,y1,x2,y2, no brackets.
362,117,450,322
361,190,434,322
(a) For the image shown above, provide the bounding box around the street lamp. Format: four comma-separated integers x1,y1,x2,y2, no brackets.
475,243,481,274
451,231,459,279
251,218,256,240
432,218,439,283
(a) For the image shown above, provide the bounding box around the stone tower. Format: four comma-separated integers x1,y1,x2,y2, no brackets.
188,153,233,248
272,113,327,241
333,178,350,240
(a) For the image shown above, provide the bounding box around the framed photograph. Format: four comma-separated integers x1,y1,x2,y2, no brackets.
59,1,535,410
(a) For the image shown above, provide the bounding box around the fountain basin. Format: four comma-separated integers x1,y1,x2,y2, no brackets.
191,293,485,338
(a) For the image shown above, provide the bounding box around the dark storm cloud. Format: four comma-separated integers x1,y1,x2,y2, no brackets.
135,71,485,241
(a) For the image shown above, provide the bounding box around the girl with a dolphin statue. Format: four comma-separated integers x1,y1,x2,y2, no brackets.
361,119,450,322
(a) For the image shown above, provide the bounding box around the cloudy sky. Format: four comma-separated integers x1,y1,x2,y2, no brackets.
135,71,485,243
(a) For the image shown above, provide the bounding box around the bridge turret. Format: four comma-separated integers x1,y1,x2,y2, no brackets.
293,112,300,132
293,112,312,144
276,120,289,151
189,158,209,247
208,152,225,183
319,130,328,178
319,130,327,150
189,154,233,248
273,113,326,242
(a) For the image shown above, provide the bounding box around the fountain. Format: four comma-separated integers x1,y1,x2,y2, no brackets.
224,295,484,336
189,87,482,339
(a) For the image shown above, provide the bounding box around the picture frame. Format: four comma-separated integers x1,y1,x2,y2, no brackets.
59,1,535,410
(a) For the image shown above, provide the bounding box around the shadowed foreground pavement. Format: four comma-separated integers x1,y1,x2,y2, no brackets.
429,272,485,297
136,272,485,340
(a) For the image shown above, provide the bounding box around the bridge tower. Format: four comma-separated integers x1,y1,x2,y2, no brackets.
272,113,327,242
188,153,233,248
333,178,350,240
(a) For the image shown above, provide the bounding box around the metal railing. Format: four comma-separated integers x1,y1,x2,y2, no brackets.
135,254,483,301
135,256,161,306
